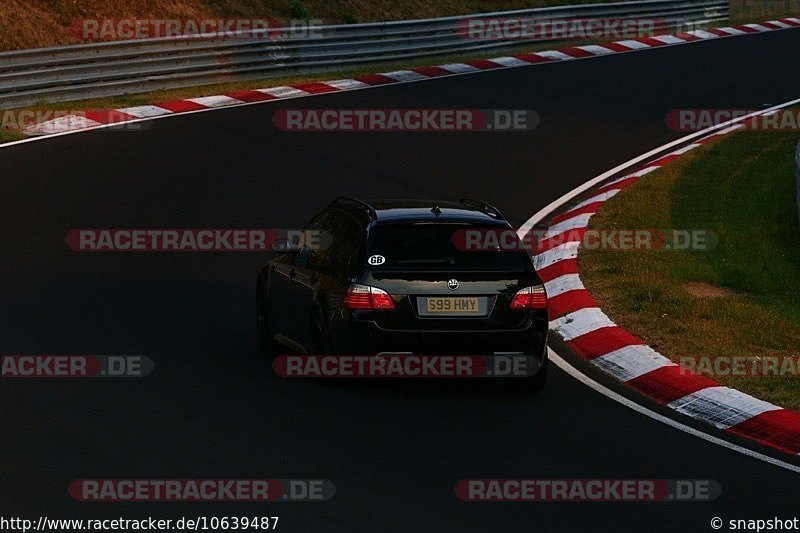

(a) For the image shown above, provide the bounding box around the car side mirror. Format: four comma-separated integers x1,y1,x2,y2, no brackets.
271,236,303,254
294,245,316,268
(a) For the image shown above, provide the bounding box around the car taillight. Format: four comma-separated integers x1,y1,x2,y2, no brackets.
343,284,395,311
370,288,395,310
510,285,547,310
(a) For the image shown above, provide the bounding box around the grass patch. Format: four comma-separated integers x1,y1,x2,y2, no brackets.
0,0,623,51
288,0,315,20
580,131,800,410
0,129,25,143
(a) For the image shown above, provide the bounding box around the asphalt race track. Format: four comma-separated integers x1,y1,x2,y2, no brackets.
1,29,799,532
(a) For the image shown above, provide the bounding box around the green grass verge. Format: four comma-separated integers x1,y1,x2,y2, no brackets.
0,0,623,51
580,131,800,410
0,129,25,143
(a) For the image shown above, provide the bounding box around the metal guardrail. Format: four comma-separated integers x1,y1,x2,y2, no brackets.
0,0,728,109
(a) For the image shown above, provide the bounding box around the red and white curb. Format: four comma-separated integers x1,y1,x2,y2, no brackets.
530,119,800,456
19,17,800,137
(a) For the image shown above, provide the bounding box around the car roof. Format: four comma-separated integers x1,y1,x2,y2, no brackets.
331,198,509,226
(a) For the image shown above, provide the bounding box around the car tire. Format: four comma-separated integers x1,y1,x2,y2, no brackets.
256,282,279,350
507,354,548,393
307,306,331,355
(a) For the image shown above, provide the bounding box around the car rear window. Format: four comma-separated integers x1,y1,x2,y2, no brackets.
368,222,530,270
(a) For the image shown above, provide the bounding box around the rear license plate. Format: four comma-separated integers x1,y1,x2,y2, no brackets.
424,297,481,315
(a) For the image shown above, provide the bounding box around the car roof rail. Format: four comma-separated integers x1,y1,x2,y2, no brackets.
332,197,378,220
457,198,505,219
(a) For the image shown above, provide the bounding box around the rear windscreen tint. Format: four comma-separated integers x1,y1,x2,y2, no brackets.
368,223,530,270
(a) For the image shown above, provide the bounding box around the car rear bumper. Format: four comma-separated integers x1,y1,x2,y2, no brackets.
328,314,548,358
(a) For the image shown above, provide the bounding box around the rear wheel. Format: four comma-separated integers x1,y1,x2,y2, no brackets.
307,306,329,355
256,283,278,350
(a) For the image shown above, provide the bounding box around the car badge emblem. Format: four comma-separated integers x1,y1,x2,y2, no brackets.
447,279,459,291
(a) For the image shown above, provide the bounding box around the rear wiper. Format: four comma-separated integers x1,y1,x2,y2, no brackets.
396,257,455,265
397,257,456,265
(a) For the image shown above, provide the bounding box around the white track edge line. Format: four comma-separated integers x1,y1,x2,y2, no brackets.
0,20,796,468
548,349,800,474
521,96,800,472
517,96,800,238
